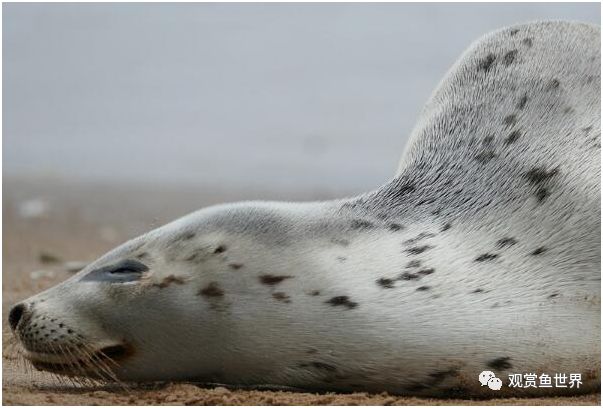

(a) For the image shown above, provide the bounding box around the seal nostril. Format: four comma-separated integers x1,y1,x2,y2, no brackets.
8,304,26,331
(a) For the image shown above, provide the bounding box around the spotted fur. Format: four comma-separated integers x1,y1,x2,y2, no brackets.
8,21,599,398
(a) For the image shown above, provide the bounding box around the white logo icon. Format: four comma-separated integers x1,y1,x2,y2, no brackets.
479,370,496,386
488,377,503,390
479,370,502,390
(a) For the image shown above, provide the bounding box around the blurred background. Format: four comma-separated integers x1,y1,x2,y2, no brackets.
3,3,600,195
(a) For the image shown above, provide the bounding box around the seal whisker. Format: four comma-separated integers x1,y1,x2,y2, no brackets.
87,349,121,383
66,345,102,387
75,344,115,384
57,349,81,388
57,344,86,387
80,343,128,390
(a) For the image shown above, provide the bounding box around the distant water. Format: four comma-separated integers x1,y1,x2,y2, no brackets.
3,3,600,193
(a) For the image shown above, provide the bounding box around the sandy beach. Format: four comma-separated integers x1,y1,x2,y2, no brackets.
2,177,600,405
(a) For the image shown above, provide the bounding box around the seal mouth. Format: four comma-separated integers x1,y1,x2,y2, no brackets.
29,344,130,377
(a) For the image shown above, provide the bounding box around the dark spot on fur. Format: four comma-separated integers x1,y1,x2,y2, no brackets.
417,268,435,276
326,296,358,309
408,369,459,391
582,126,593,134
505,130,521,145
503,114,517,127
272,292,291,303
399,272,419,281
564,106,574,114
483,135,494,145
213,245,227,254
417,197,437,206
405,383,428,392
430,369,458,382
497,237,518,248
522,38,533,48
300,362,337,372
525,167,559,184
503,49,518,66
440,223,452,232
389,223,403,231
199,282,224,297
136,252,149,260
475,253,498,262
367,180,416,209
546,78,560,90
259,274,293,285
181,232,196,241
336,256,347,262
531,247,547,256
536,187,550,202
331,238,350,247
472,288,485,294
376,278,395,289
403,232,436,245
548,293,559,298
524,167,559,202
184,252,204,263
517,94,528,110
350,219,374,230
309,290,321,296
153,275,185,288
475,150,496,163
478,53,496,72
510,28,519,36
406,245,432,255
416,286,431,291
487,357,513,370
406,260,421,268
228,263,244,270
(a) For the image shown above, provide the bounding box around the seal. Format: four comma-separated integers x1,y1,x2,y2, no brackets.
8,21,600,397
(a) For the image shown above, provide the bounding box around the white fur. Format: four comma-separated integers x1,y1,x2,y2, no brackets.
11,21,600,397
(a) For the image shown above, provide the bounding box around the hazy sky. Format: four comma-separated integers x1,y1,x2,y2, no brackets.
3,3,600,193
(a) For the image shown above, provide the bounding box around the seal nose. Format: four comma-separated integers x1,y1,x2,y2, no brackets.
8,303,26,331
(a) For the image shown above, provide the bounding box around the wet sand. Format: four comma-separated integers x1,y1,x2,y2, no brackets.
2,177,600,405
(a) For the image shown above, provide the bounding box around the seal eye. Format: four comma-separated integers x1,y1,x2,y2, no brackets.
108,260,149,274
80,259,148,283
